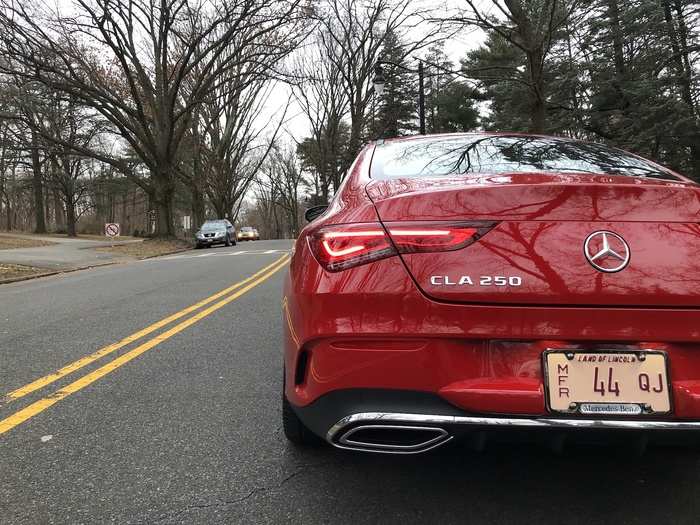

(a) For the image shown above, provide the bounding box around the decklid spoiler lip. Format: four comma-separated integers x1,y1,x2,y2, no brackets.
365,173,700,223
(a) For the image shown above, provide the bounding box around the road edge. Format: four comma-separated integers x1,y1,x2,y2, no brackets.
0,262,120,285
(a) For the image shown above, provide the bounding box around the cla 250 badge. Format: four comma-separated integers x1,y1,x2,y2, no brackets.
430,275,523,286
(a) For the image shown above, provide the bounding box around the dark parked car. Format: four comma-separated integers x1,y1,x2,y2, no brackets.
194,220,236,248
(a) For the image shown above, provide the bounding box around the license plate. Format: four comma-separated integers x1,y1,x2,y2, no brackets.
544,351,671,415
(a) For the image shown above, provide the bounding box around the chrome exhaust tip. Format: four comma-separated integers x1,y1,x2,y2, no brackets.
331,424,452,454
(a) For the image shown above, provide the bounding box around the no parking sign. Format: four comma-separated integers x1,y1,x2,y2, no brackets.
105,223,120,238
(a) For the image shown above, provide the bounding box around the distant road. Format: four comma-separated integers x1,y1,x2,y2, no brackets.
1,238,699,524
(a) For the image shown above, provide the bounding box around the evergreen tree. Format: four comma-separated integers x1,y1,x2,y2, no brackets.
424,42,479,133
583,0,699,178
462,32,533,133
459,0,699,179
370,30,418,138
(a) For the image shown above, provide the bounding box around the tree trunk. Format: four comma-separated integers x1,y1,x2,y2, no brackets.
320,176,329,202
154,195,174,237
4,196,11,231
290,202,299,238
65,197,77,237
530,97,546,133
662,0,693,107
53,189,64,230
346,101,365,173
131,188,138,235
673,0,695,116
44,186,51,230
121,190,128,234
526,50,546,133
190,116,206,230
211,198,226,221
151,169,175,237
192,188,205,230
689,143,700,181
607,0,626,77
30,130,47,233
605,0,630,117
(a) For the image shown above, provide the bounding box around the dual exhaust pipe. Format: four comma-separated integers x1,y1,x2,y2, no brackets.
332,424,453,454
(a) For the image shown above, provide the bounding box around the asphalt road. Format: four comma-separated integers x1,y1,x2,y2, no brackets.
1,239,700,524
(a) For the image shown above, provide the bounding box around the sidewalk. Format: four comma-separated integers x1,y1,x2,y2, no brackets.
0,233,141,271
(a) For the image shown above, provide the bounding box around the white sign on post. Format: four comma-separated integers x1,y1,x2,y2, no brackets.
105,223,121,238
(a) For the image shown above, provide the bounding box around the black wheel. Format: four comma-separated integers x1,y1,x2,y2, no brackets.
225,235,232,247
195,243,202,249
283,387,323,447
232,237,237,246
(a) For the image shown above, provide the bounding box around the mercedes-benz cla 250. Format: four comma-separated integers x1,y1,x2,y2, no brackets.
282,133,700,454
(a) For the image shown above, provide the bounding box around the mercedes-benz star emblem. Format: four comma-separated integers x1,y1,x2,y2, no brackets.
583,231,630,273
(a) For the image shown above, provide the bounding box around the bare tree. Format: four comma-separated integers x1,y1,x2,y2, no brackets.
0,114,17,229
38,95,105,236
0,77,53,233
291,36,349,200
201,95,288,223
0,0,303,236
311,0,438,170
252,176,283,239
261,142,306,237
180,14,298,225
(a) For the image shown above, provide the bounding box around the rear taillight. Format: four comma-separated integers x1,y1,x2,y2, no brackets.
308,223,395,272
386,222,496,253
309,221,497,272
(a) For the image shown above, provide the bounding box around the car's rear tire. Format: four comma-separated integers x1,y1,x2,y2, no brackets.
282,389,323,447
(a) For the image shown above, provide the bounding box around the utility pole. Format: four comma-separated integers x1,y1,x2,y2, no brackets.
418,61,426,135
373,59,426,135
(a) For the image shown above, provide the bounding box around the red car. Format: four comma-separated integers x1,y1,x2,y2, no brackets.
282,133,700,454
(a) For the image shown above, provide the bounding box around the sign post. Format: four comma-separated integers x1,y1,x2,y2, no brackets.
147,210,157,235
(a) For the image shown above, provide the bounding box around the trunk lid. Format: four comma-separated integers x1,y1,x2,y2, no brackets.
366,174,700,307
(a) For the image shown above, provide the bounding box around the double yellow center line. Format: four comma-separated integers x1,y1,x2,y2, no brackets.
0,254,289,435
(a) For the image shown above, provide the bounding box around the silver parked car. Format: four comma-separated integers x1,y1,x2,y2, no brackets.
195,220,237,248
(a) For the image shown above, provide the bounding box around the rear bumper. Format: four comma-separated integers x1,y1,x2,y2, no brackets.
197,238,225,245
293,389,700,454
283,253,700,448
286,335,700,416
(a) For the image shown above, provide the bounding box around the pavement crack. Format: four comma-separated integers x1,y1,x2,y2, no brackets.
153,467,308,523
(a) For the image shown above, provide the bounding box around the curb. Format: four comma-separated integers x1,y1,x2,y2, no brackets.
0,245,195,285
0,262,120,285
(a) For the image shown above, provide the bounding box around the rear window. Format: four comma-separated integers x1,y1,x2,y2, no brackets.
201,221,225,230
241,227,254,232
371,135,680,181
